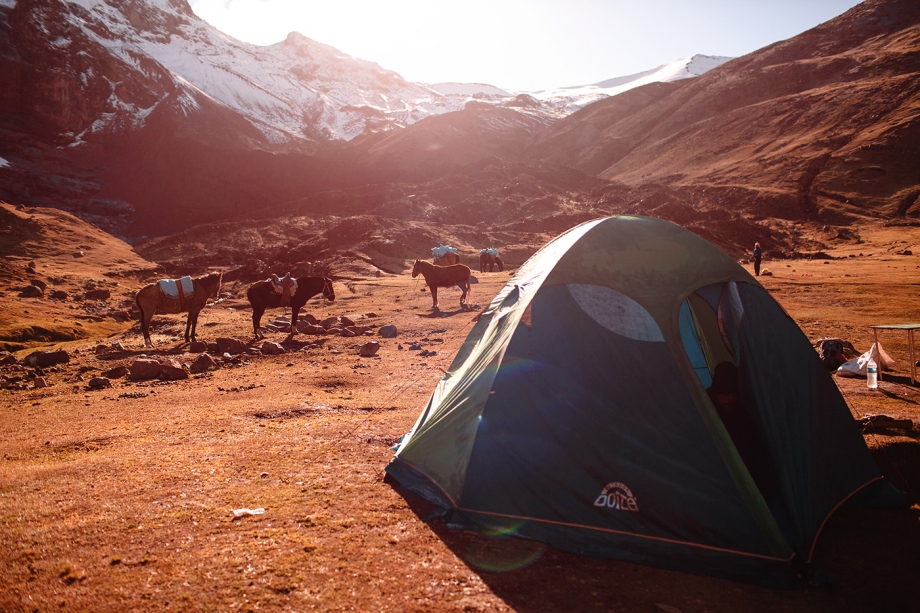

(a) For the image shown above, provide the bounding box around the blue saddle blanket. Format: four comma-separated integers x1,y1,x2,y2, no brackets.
158,276,194,299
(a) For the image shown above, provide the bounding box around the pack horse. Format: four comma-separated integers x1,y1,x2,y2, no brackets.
246,275,336,339
135,272,223,347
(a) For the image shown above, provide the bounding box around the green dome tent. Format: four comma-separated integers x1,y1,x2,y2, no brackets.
386,216,904,586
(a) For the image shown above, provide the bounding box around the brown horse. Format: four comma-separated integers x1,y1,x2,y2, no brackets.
412,259,471,310
135,272,223,347
246,276,335,339
434,252,460,266
479,252,504,272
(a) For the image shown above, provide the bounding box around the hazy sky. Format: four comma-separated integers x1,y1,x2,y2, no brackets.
188,0,863,91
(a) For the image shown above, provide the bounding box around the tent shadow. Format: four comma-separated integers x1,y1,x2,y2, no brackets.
385,471,920,611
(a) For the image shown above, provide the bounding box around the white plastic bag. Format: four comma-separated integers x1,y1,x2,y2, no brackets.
837,342,895,377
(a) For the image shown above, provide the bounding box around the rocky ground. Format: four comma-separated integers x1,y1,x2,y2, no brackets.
1,218,919,612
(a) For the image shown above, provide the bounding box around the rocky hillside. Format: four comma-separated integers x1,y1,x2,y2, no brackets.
527,0,920,223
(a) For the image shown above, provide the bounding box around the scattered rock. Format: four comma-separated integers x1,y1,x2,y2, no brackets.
359,341,380,357
301,324,327,335
89,377,112,390
73,251,85,258
190,353,218,374
319,317,338,330
189,341,207,353
30,279,48,291
0,351,16,365
340,315,355,327
101,365,129,379
261,341,285,355
270,319,291,333
33,376,48,389
340,328,357,338
216,337,247,355
159,359,188,381
299,313,318,326
49,290,68,301
379,325,397,338
24,349,69,367
19,285,43,298
419,350,438,357
206,342,219,354
128,358,162,381
408,343,422,351
84,289,111,301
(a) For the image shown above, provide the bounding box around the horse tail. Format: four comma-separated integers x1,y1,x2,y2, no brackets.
135,291,144,325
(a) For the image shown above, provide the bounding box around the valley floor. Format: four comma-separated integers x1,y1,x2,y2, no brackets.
1,224,919,612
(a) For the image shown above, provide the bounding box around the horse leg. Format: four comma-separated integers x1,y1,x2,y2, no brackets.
252,304,265,340
184,310,193,342
458,282,468,308
139,305,153,347
431,286,439,309
289,303,301,339
187,308,201,342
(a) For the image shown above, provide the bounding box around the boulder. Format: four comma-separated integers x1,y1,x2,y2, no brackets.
24,349,69,367
379,325,397,338
89,377,112,390
128,358,162,381
101,365,129,379
84,288,111,301
340,328,357,338
49,290,68,301
30,279,48,291
216,337,247,355
340,315,355,327
319,317,338,330
19,285,43,298
206,342,219,354
190,353,217,374
0,351,16,365
345,326,367,336
159,359,188,381
299,313,318,325
359,341,380,357
261,341,285,355
189,340,207,353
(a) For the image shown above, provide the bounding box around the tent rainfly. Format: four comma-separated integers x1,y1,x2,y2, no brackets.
386,216,904,586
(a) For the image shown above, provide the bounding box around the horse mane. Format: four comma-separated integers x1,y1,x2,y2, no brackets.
198,271,222,284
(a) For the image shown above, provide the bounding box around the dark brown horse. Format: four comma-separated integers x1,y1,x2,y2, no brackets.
135,272,223,347
246,276,335,339
479,252,504,272
412,259,471,310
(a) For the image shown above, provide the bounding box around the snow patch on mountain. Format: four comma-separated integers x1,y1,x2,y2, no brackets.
39,1,730,143
526,55,733,116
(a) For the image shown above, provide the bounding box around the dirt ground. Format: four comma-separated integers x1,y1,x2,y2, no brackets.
1,222,919,612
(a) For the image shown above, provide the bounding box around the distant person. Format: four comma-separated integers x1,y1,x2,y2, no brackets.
751,242,763,276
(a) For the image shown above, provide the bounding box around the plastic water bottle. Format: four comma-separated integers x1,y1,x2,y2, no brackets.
867,358,878,389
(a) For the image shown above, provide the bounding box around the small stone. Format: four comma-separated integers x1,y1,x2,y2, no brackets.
101,365,129,379
189,341,207,353
190,353,217,374
261,341,285,355
19,285,43,298
359,341,380,357
128,358,162,381
24,349,69,367
33,376,48,389
379,325,397,338
159,359,188,381
216,337,247,355
88,377,111,389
